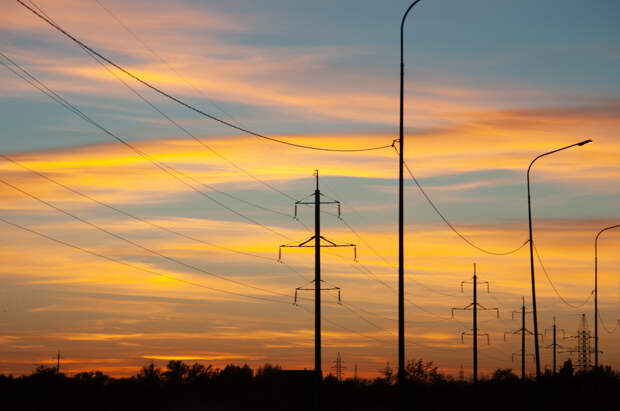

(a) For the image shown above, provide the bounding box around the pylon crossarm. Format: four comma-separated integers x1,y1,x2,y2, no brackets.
295,192,315,204
319,236,338,246
298,236,316,247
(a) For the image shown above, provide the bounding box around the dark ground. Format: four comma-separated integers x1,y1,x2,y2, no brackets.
1,359,618,410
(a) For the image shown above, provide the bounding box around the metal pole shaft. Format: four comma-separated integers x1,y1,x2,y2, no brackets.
398,16,405,399
314,173,321,410
473,272,478,386
553,319,557,374
522,302,526,380
595,237,598,370
527,170,542,381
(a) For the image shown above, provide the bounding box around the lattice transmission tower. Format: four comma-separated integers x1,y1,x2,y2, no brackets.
331,352,345,381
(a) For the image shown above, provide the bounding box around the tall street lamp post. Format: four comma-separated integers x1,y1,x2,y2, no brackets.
399,1,423,408
594,224,620,370
527,139,592,381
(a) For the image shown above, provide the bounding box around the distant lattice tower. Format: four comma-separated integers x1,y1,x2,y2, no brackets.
576,314,592,371
331,352,345,381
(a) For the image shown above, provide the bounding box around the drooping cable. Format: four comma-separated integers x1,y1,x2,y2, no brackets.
396,147,529,256
17,0,394,153
0,52,293,241
1,53,399,338
0,175,292,299
0,216,287,304
533,243,594,309
598,312,619,334
0,153,274,262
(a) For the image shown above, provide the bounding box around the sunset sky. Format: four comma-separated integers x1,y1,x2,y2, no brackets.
0,0,619,379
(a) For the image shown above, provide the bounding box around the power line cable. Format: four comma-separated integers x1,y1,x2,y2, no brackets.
17,0,394,153
533,243,594,309
90,0,242,128
598,312,619,334
318,177,465,300
2,54,398,344
0,153,277,263
63,35,298,214
0,216,287,305
0,52,293,241
31,0,296,203
396,148,529,256
0,215,392,346
0,175,293,299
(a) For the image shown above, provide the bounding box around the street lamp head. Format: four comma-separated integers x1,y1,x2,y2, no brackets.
578,139,592,146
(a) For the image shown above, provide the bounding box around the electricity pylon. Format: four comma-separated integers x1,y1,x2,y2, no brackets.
277,170,356,411
564,314,599,372
544,316,566,374
331,352,345,381
504,297,541,380
451,263,499,386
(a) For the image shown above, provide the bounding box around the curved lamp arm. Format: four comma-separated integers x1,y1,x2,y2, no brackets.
527,139,592,177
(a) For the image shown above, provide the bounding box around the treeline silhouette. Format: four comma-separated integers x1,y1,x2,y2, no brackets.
0,358,618,410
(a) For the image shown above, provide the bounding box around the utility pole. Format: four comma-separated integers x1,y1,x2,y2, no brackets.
56,350,60,374
331,352,345,381
544,317,565,374
354,363,358,381
504,297,539,380
278,170,356,411
451,263,499,386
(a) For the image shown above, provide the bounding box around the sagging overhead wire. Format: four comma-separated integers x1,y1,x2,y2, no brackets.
0,153,273,262
1,215,394,346
17,0,394,153
0,175,293,299
1,56,395,338
0,52,292,241
318,177,464,299
0,51,313,286
598,312,620,334
533,243,594,309
33,0,296,203
90,0,242,128
0,216,288,305
398,152,529,256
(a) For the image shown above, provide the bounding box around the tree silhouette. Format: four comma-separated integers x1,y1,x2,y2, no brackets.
136,361,162,385
559,358,574,377
405,359,442,383
491,368,518,383
164,360,188,384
